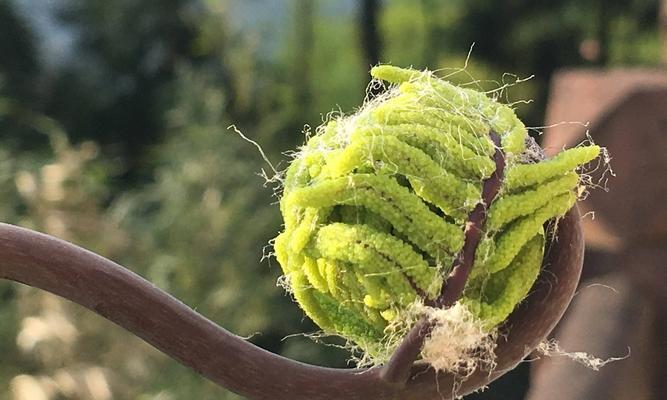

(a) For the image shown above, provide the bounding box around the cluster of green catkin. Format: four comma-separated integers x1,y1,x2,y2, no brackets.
274,65,599,361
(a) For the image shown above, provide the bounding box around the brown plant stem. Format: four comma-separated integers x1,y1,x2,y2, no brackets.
380,131,505,385
0,207,583,399
434,131,505,307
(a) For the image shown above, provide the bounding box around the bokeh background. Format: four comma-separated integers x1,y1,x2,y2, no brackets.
0,1,665,399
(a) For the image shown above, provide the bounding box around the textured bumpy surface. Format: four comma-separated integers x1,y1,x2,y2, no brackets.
274,65,599,361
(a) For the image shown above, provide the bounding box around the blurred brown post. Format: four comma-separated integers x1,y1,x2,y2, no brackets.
526,69,667,400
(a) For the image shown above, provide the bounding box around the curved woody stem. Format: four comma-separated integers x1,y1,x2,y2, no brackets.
381,131,505,386
0,203,583,400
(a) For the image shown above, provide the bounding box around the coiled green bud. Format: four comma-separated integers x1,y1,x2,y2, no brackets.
274,65,599,361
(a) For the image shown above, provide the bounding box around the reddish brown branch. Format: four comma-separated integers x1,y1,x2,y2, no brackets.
380,131,505,385
379,317,436,385
0,207,583,399
434,131,505,307
0,223,388,400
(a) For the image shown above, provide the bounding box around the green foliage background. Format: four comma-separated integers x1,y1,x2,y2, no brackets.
0,0,662,399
